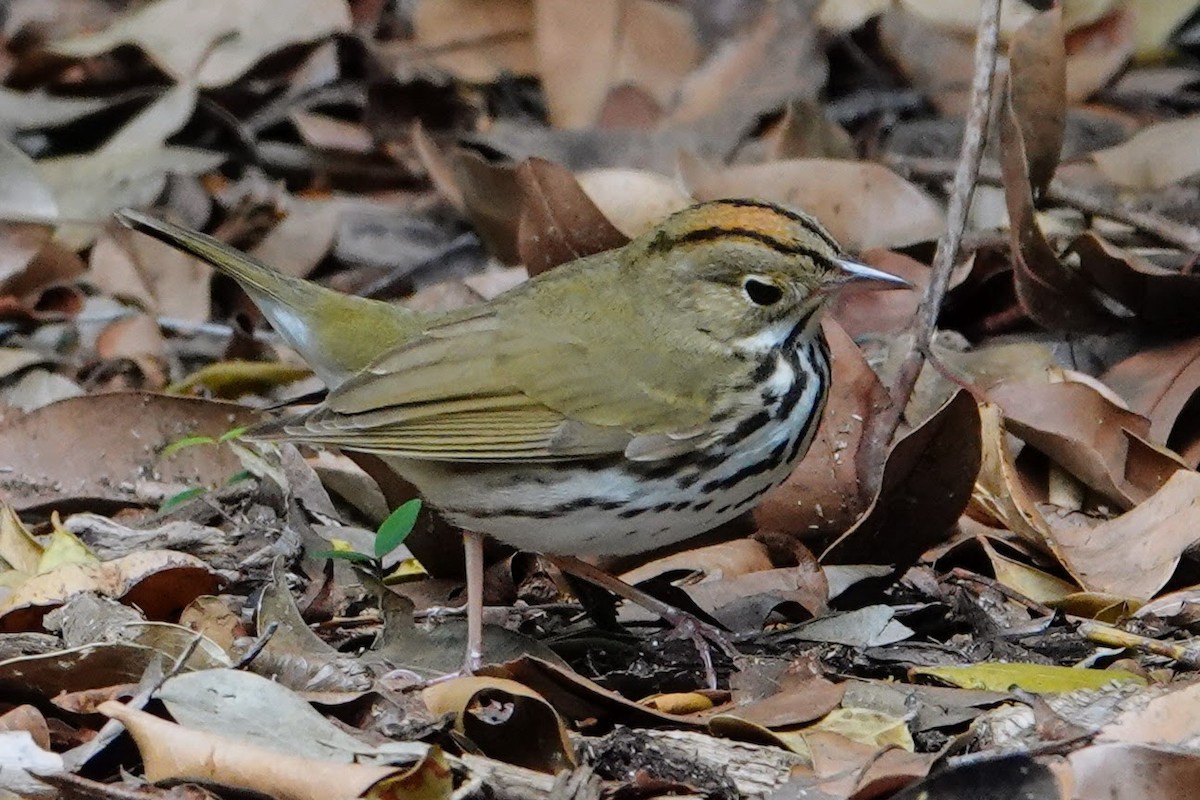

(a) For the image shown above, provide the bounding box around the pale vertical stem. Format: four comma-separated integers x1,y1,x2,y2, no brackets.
463,530,485,672
865,0,1003,484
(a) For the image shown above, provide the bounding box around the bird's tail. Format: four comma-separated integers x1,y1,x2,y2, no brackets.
116,209,418,386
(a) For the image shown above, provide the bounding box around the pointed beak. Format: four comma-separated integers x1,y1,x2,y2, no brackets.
831,257,912,289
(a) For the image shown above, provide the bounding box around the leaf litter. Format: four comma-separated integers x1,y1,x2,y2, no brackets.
6,1,1200,798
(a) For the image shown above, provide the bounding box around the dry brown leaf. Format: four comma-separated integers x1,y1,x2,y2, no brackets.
1103,336,1200,449
821,390,981,568
1066,9,1135,101
680,154,945,251
1046,469,1200,600
619,538,775,586
514,157,629,275
1097,681,1200,745
1009,6,1066,195
0,392,258,511
534,0,699,129
755,321,891,539
669,0,826,128
877,5,975,114
988,380,1181,508
575,168,692,238
970,402,1054,546
478,656,715,728
450,149,522,264
1069,232,1200,336
719,663,844,729
0,140,57,291
998,91,1114,332
770,98,856,161
89,229,211,322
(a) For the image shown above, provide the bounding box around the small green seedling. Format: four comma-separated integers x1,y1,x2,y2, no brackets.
156,426,252,511
312,499,423,579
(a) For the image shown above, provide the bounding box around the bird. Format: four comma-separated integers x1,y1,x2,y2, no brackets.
117,199,906,685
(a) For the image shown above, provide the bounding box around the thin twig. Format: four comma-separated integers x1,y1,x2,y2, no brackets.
865,0,1003,483
888,154,1200,253
233,620,280,669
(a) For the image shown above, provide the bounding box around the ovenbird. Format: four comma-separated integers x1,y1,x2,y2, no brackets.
118,199,904,680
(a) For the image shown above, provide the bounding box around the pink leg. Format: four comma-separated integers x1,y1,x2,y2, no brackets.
463,530,485,673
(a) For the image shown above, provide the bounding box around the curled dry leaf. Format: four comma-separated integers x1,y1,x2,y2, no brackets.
755,321,891,538
0,550,220,633
821,390,981,569
680,153,945,251
50,0,352,88
422,676,574,773
1008,6,1066,196
987,379,1184,508
514,157,629,275
1044,469,1200,601
0,393,259,511
1069,232,1200,336
1102,335,1200,453
998,91,1114,333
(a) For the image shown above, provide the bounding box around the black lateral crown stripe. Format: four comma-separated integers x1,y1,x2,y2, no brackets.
667,226,839,271
712,198,843,253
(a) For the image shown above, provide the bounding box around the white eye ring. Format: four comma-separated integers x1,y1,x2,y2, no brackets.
742,276,784,306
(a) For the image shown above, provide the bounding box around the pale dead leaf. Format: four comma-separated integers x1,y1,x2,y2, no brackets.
1092,114,1200,190
51,0,351,87
576,168,692,238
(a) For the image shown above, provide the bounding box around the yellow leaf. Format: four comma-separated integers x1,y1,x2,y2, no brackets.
640,692,716,715
37,512,99,573
912,662,1146,693
0,503,42,574
168,360,311,398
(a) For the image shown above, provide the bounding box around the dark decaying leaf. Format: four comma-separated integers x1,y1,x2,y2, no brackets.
821,391,981,569
1008,6,1067,198
999,92,1116,333
515,157,629,275
1069,232,1200,335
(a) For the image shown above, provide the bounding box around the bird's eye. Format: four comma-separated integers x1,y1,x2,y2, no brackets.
743,277,784,306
